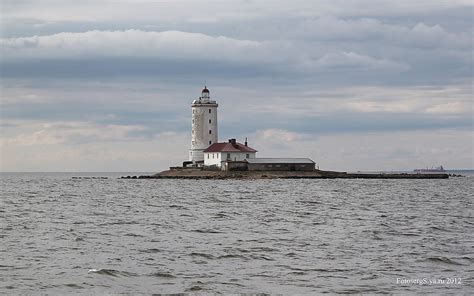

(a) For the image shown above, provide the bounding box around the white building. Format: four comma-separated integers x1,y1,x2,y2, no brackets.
204,139,257,167
189,86,218,163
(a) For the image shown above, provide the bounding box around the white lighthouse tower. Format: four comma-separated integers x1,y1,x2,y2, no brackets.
189,86,218,163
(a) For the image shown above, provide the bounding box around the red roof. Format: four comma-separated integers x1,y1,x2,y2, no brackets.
203,142,257,153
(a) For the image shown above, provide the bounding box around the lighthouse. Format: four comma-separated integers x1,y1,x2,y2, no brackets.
189,86,218,163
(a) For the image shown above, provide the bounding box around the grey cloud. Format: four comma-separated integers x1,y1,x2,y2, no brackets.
220,112,471,136
3,0,471,22
295,16,471,50
0,30,264,61
3,82,471,138
1,7,471,86
1,30,419,84
1,58,271,80
1,0,472,171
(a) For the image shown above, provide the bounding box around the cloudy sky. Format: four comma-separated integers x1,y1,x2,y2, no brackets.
1,0,472,172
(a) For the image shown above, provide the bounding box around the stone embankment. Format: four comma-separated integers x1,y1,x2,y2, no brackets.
120,169,450,179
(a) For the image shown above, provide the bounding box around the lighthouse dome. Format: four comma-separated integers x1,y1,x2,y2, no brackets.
201,86,210,100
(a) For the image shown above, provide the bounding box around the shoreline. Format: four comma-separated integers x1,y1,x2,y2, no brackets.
124,169,450,179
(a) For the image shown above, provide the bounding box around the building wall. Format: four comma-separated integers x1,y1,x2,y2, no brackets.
247,163,315,171
204,152,222,166
189,102,218,161
226,161,248,171
222,152,255,162
204,151,256,167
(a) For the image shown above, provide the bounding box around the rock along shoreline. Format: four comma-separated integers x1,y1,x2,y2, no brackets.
121,169,450,180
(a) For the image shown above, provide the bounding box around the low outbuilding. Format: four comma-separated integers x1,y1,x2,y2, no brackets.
245,158,315,171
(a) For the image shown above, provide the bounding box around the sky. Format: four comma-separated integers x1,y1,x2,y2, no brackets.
1,0,473,172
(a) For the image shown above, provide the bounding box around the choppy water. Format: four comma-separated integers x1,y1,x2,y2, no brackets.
1,172,473,294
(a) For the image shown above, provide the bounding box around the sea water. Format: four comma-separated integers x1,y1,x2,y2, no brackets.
1,172,473,294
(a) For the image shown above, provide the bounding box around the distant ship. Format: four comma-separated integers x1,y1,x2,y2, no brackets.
414,165,446,173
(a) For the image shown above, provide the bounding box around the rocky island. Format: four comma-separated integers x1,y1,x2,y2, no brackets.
125,86,450,180
126,168,449,180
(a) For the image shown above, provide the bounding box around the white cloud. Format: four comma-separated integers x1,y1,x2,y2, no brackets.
424,102,469,114
0,30,266,62
5,129,65,146
220,84,471,118
256,129,308,142
346,100,417,113
0,119,189,171
1,120,146,146
1,29,416,77
312,51,410,71
248,129,473,171
298,16,470,50
341,85,473,115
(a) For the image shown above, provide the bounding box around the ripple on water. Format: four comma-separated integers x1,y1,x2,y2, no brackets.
1,173,472,294
87,269,138,277
149,271,176,278
424,256,468,266
139,248,163,253
189,252,215,259
192,229,222,234
63,283,83,289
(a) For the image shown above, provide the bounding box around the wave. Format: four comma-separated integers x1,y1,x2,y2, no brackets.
63,283,83,289
192,229,222,234
425,256,467,266
139,248,162,253
189,252,215,259
88,268,137,277
149,271,175,278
